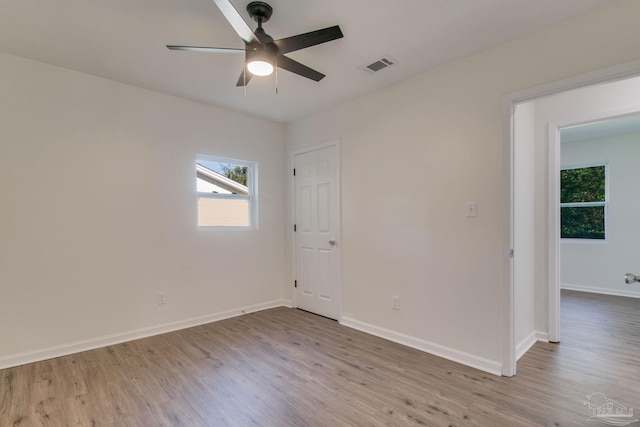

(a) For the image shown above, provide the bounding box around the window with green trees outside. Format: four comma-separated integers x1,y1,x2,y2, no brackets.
560,164,606,240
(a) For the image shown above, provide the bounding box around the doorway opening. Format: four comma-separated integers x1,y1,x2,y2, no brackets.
508,68,640,376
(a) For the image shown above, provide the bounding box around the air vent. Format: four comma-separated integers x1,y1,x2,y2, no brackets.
360,56,397,74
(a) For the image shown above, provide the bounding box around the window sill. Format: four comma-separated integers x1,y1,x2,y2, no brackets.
561,238,607,245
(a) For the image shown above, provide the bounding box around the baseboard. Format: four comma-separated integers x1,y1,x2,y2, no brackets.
516,330,550,360
516,331,538,360
536,331,549,343
339,316,502,376
561,283,640,299
0,299,289,370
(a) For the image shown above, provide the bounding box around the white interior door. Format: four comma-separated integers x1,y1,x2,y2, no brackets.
294,144,341,319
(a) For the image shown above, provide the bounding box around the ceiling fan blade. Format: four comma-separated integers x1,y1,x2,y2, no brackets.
274,25,343,55
212,0,258,44
276,55,325,82
167,45,245,53
236,69,254,87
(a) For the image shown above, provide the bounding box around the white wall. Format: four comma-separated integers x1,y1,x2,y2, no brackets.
286,0,640,374
532,76,640,332
513,102,537,359
0,52,287,368
560,132,640,298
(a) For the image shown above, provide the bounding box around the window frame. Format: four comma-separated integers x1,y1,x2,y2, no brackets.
196,154,258,231
560,162,608,242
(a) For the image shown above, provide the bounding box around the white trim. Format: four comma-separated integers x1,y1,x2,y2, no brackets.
507,59,640,104
507,60,640,362
547,104,640,343
198,193,250,201
536,331,550,343
0,299,289,370
290,140,342,319
195,154,258,230
516,331,550,360
502,97,516,376
290,139,341,155
548,123,562,343
559,162,608,241
515,331,538,361
340,316,503,376
560,161,608,171
560,202,605,208
561,238,607,245
196,154,256,168
561,283,640,299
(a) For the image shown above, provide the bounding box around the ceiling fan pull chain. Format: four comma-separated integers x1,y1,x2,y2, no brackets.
243,65,247,96
275,57,278,95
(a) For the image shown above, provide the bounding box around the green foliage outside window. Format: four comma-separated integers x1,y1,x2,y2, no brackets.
560,166,605,203
560,206,605,239
560,165,606,240
220,164,248,186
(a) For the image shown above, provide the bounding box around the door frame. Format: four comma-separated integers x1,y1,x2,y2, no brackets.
547,105,640,342
290,140,343,319
504,59,640,376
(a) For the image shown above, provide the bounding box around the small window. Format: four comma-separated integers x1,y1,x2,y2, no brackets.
196,155,257,229
560,164,606,240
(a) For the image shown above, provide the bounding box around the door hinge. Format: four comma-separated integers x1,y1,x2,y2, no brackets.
294,224,296,232
293,168,296,176
510,249,514,258
294,280,297,288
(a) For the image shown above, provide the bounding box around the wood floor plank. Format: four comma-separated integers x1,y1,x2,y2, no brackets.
1,289,638,426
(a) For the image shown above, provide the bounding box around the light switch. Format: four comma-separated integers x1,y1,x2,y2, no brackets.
466,201,477,218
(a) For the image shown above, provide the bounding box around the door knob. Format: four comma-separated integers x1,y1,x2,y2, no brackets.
624,273,639,284
328,239,336,247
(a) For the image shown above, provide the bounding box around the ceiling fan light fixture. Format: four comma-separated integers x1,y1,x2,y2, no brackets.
167,0,344,86
247,59,274,76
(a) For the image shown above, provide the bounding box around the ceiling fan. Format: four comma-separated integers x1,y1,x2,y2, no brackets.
167,0,344,87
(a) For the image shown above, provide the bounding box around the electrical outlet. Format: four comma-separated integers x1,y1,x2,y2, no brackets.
158,292,167,305
392,296,400,310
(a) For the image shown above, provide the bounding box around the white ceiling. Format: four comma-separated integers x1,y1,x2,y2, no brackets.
561,112,640,143
0,0,616,123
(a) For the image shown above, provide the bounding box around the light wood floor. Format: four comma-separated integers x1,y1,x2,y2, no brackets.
1,290,638,426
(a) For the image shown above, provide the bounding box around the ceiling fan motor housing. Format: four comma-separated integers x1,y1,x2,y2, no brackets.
247,1,273,23
167,0,344,86
246,41,278,63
